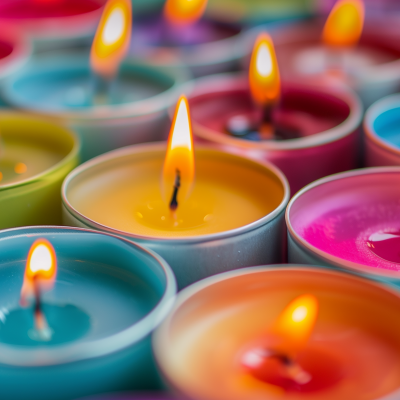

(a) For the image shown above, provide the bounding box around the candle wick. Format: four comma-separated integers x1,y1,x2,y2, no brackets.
32,277,52,341
261,105,273,124
169,169,181,212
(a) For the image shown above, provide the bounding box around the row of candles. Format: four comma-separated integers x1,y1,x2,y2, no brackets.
2,0,400,399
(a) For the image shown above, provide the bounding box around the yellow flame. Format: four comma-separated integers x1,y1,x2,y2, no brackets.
162,95,195,206
164,0,208,25
14,163,27,174
90,0,132,79
249,32,280,108
322,0,365,47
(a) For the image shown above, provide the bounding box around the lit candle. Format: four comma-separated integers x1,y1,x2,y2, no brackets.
187,32,362,194
62,97,289,288
0,226,176,400
286,167,400,285
3,0,186,162
154,265,400,399
0,112,79,229
271,0,400,107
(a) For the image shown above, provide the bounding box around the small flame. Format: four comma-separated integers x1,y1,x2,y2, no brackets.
249,32,280,108
272,294,318,355
21,239,57,306
14,163,27,174
322,0,365,47
164,0,208,26
162,96,195,207
90,0,132,79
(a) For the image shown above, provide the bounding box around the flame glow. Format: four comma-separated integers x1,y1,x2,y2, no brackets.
162,96,195,205
90,0,132,79
249,33,280,107
164,0,208,26
322,0,365,47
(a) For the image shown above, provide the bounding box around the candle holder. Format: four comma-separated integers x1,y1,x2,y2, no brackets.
2,56,187,162
286,167,400,286
187,73,362,194
0,112,79,229
269,20,400,107
0,225,176,400
62,143,289,289
364,94,400,167
154,265,400,400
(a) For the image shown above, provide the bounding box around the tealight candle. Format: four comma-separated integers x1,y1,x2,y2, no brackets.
364,94,400,167
188,32,362,194
0,112,79,229
154,265,400,400
0,226,176,400
271,0,400,107
62,97,289,288
286,167,400,285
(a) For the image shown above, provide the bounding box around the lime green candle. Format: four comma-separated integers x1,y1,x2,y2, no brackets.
0,113,79,229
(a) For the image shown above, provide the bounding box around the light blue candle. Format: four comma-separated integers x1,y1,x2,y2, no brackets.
0,226,176,400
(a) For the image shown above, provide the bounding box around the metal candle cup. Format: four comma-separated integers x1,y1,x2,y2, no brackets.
154,265,400,400
0,226,176,400
286,167,400,286
3,57,186,162
187,73,362,194
364,94,400,167
0,112,79,229
62,143,289,289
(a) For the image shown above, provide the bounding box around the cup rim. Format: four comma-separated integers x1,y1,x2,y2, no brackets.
62,142,290,244
0,225,177,367
286,167,400,280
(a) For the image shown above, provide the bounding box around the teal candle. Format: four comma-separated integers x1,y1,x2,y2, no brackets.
0,226,176,400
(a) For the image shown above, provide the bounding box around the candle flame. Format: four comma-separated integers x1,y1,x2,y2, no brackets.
20,239,57,306
162,95,195,208
164,0,208,26
90,0,132,79
322,0,365,47
249,32,280,108
272,294,318,355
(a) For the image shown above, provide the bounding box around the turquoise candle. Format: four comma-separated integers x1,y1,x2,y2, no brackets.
0,226,176,400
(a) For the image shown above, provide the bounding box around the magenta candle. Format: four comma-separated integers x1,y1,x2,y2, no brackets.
286,167,400,284
188,73,362,194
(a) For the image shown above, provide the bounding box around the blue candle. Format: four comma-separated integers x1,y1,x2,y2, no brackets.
0,226,176,400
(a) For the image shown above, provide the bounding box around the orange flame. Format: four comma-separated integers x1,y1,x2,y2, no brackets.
272,294,318,356
90,0,132,79
322,0,365,47
162,95,195,206
20,239,57,306
164,0,208,26
249,32,280,108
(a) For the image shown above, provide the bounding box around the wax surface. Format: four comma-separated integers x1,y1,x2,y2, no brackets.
67,148,284,238
289,171,400,271
159,269,400,400
372,106,400,149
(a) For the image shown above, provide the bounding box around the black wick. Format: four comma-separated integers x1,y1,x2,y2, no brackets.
33,276,43,326
169,169,181,211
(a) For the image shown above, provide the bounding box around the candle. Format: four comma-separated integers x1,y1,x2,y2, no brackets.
270,0,400,107
3,0,186,162
129,0,244,77
154,265,400,400
62,97,289,289
187,32,362,194
0,225,176,400
364,93,400,167
286,167,400,285
0,112,79,229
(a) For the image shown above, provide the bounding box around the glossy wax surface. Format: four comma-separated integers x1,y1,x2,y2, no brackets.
66,147,285,238
289,170,400,271
156,268,400,400
372,105,400,149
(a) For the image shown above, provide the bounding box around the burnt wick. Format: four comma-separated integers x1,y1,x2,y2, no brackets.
31,277,52,341
169,169,181,212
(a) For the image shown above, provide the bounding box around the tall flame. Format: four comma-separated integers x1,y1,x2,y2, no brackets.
90,0,132,79
164,0,208,26
249,32,280,108
272,294,318,356
163,96,195,207
20,239,57,306
322,0,365,47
